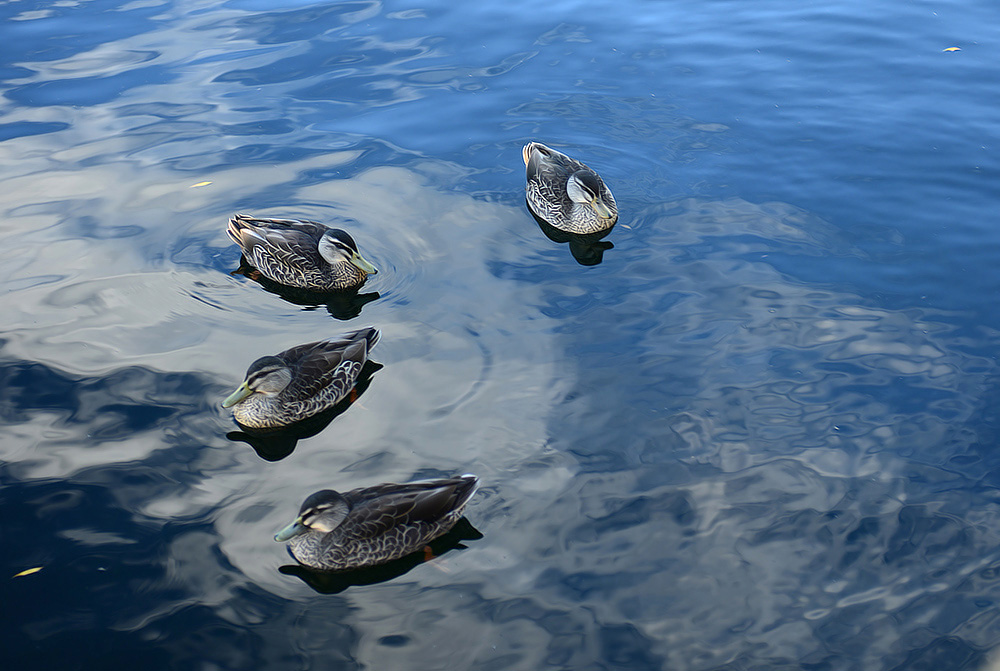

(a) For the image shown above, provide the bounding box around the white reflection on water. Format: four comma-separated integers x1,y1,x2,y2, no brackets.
4,1,1000,668
480,196,1000,669
3,141,999,666
0,151,575,595
4,158,1000,668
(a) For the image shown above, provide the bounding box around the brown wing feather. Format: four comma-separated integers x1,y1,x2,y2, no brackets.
279,329,376,403
339,478,474,541
228,216,327,276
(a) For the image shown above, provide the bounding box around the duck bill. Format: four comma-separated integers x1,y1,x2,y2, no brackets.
349,251,378,275
590,198,615,221
274,518,309,542
222,381,252,408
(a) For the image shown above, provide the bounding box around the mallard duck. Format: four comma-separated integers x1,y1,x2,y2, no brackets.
275,475,481,571
227,214,378,291
222,327,379,429
523,142,618,234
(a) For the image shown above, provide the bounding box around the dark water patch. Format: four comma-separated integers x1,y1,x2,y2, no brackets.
887,637,983,671
8,64,174,108
0,65,34,82
0,476,231,670
116,102,217,120
1,0,165,69
0,121,70,142
219,1,381,46
219,119,297,137
0,358,217,439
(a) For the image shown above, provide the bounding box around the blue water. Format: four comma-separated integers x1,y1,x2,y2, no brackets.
3,0,1000,669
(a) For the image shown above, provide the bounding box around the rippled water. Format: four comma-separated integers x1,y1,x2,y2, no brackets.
4,0,1000,669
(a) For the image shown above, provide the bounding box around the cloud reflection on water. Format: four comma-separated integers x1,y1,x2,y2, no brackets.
3,1,1000,668
4,178,1000,669
488,196,1000,669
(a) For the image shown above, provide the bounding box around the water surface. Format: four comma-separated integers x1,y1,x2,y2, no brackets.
3,1,1000,669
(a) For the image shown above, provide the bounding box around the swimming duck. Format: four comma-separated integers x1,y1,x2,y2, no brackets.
523,142,618,234
222,327,379,429
275,475,481,571
227,215,378,291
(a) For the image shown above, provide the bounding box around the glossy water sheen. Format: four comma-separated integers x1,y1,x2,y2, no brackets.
3,1,1000,669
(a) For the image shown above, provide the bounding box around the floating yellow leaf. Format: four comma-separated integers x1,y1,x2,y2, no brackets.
13,567,42,578
943,47,961,52
189,181,213,188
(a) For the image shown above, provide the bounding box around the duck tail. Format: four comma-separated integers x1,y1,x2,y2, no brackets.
522,142,544,166
354,326,380,351
227,214,252,246
452,474,480,512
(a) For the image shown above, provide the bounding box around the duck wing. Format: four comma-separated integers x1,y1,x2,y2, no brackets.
280,328,378,402
341,476,479,541
525,144,579,220
526,144,581,183
230,215,330,239
229,216,327,270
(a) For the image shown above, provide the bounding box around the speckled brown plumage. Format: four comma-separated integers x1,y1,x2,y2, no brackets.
523,142,618,234
227,327,379,429
227,215,372,291
281,475,480,571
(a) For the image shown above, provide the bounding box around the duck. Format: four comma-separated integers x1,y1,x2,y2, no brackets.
227,214,378,291
222,327,379,429
523,141,618,234
275,475,481,571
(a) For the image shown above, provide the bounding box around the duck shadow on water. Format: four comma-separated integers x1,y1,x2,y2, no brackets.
231,256,380,321
528,207,615,267
226,360,383,462
278,517,484,595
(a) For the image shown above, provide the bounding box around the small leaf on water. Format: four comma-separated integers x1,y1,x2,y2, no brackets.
189,181,213,188
13,567,43,578
943,47,961,52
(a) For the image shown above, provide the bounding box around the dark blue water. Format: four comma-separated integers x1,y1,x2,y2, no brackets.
4,0,1000,669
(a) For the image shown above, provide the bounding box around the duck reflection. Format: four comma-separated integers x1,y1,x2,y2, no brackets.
530,210,615,266
278,517,483,594
232,257,380,320
226,360,382,461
